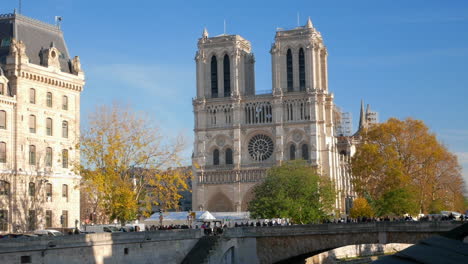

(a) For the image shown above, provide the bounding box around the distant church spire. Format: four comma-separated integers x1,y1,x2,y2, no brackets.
305,17,313,28
358,99,367,131
202,27,209,38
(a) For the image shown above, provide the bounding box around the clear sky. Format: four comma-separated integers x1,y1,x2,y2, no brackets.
2,0,468,186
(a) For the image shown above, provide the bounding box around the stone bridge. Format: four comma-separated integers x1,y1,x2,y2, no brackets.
200,222,463,264
0,221,462,264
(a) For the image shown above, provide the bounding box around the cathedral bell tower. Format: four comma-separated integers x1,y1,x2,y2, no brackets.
270,18,328,95
195,29,255,99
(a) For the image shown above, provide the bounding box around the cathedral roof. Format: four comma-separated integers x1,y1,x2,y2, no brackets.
0,13,72,73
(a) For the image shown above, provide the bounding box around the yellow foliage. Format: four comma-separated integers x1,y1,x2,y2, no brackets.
79,104,190,222
351,118,466,214
350,197,374,218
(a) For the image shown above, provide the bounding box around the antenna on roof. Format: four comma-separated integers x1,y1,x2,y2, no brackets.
297,12,300,27
224,19,226,35
55,16,63,29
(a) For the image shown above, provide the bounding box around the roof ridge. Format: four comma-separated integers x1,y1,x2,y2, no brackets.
0,13,62,34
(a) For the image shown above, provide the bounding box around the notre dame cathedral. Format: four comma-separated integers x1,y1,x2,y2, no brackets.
192,18,355,215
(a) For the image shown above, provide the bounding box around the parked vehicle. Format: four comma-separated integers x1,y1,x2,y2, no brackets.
34,230,64,236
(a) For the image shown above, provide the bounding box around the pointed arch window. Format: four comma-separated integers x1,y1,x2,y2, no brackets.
0,110,6,129
302,144,309,160
62,121,68,138
213,149,220,166
211,56,218,98
0,142,5,163
299,48,305,91
289,144,296,160
62,149,68,168
223,54,231,97
46,118,53,136
286,49,293,92
225,148,233,165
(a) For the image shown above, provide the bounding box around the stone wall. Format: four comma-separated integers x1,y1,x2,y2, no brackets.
0,229,202,264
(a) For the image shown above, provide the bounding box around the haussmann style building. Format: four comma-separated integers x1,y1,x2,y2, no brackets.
192,18,355,215
0,12,84,233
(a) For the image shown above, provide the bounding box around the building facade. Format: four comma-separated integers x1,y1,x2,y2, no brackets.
0,13,84,232
192,19,353,214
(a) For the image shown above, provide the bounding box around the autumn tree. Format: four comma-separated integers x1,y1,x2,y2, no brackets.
79,104,190,224
248,161,336,224
351,118,466,215
349,197,374,219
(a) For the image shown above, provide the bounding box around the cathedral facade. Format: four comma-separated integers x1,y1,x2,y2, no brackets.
192,19,353,214
0,13,84,232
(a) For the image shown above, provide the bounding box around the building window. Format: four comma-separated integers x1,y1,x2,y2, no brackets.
0,83,4,95
299,48,305,91
0,110,6,129
46,92,53,107
62,149,69,168
28,210,36,231
62,121,68,138
213,149,219,166
28,182,35,196
0,210,8,231
46,118,53,136
0,181,10,195
62,96,68,110
211,56,218,98
223,54,230,97
289,144,296,160
45,183,52,201
45,210,52,228
29,115,36,133
0,142,5,163
286,49,293,92
29,145,36,165
61,210,68,227
225,148,233,165
302,144,309,160
46,147,52,167
62,184,68,201
29,88,35,104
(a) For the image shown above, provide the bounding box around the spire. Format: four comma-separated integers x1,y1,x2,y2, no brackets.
358,99,366,130
202,27,209,38
305,17,313,28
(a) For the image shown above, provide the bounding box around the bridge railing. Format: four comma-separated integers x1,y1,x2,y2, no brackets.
222,221,464,238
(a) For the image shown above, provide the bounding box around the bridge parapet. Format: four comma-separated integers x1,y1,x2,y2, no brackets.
223,221,463,238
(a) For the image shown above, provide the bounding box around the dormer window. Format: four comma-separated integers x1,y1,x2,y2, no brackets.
0,83,4,95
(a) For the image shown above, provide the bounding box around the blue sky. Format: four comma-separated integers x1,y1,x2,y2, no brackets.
2,0,468,186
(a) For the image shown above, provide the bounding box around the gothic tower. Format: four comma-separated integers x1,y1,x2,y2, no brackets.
192,19,348,215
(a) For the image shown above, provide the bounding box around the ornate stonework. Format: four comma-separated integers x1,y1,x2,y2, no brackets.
192,19,353,215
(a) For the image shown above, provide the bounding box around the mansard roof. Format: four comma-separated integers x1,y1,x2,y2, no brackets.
0,13,72,74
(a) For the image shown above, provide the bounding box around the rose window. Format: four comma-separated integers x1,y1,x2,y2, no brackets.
248,134,274,161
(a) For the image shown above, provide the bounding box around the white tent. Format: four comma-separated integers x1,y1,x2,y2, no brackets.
198,211,216,220
143,211,217,225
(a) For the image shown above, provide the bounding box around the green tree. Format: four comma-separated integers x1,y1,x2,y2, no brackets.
248,161,336,224
350,197,374,219
351,118,466,215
